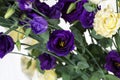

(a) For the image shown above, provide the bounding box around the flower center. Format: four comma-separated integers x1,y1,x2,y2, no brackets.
59,41,65,47
115,62,120,67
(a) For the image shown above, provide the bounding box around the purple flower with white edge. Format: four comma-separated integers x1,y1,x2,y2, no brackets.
30,15,48,34
17,0,35,10
80,9,95,28
105,50,120,78
0,33,14,58
38,53,56,70
47,30,74,56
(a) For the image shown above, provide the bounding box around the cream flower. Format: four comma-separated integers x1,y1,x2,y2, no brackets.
22,37,38,45
21,56,37,79
21,56,57,80
93,7,120,38
43,70,57,80
9,27,24,42
32,69,57,80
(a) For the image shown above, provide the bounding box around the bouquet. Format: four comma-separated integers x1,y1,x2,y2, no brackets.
0,0,120,80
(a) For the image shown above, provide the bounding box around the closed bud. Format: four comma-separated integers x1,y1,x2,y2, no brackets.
67,3,76,14
4,7,15,19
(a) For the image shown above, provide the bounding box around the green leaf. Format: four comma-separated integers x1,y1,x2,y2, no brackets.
67,3,76,14
87,44,104,55
36,59,44,73
26,43,46,57
90,70,103,80
38,30,49,43
71,21,86,34
27,59,32,69
70,24,87,47
62,72,71,80
47,19,62,30
98,38,112,48
83,3,96,12
31,48,42,57
48,19,60,26
25,43,40,50
115,33,120,51
25,28,31,37
105,74,119,80
77,61,89,70
0,17,14,28
16,40,21,51
91,29,103,39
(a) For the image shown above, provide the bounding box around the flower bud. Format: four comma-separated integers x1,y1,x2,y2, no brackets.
67,3,76,14
4,7,15,19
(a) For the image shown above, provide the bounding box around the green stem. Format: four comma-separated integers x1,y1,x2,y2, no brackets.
116,0,119,13
46,51,74,65
4,25,16,35
64,56,76,66
14,30,25,35
85,48,106,80
10,52,35,59
21,43,31,46
46,51,65,62
32,8,48,19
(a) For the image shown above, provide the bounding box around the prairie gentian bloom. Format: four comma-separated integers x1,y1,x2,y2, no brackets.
80,10,95,28
105,50,120,78
94,8,120,38
38,53,56,70
59,0,88,23
0,33,14,58
17,0,35,10
34,0,61,19
30,15,48,34
47,30,74,56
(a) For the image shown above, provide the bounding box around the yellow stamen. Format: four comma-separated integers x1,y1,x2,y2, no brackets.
59,42,65,47
115,62,120,67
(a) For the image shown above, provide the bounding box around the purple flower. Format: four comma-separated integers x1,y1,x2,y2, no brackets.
34,0,61,19
80,10,95,28
105,50,120,78
0,33,14,58
49,7,61,19
38,53,56,70
17,0,34,10
60,0,88,23
47,30,74,56
34,0,50,16
30,15,48,34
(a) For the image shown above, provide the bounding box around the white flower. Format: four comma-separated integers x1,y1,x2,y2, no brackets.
93,7,120,38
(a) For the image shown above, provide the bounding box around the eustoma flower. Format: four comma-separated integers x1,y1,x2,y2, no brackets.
47,30,74,56
0,33,14,58
105,50,120,78
80,9,95,28
59,0,88,23
17,0,35,10
30,15,48,34
34,0,61,19
55,0,95,28
93,7,120,38
38,53,56,70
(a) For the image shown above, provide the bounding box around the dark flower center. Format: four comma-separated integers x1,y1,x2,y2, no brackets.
115,62,120,67
59,41,65,47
